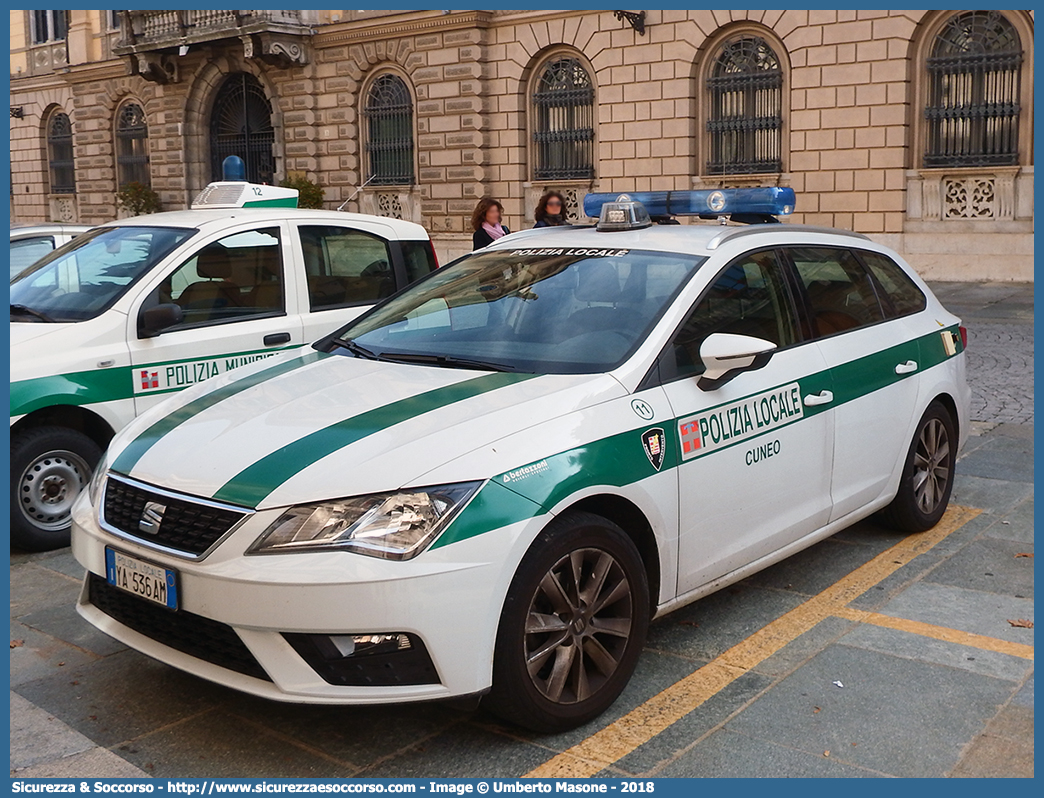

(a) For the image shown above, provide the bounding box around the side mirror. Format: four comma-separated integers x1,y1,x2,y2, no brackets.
697,332,777,391
138,303,184,338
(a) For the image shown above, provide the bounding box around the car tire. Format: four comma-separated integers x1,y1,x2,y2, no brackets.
878,400,956,533
11,426,102,552
485,511,650,733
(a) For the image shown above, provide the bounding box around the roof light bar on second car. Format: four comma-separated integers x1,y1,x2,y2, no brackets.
585,187,796,229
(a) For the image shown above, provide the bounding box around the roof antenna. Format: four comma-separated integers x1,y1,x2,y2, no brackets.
338,174,376,211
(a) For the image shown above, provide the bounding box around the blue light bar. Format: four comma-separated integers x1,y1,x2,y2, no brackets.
583,188,796,220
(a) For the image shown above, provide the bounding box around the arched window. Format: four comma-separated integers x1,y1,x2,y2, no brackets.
531,56,595,181
116,102,150,188
924,11,1022,168
706,35,783,175
47,111,75,194
209,73,275,184
364,74,415,186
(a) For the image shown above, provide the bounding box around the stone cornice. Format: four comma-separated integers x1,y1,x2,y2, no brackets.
315,10,493,45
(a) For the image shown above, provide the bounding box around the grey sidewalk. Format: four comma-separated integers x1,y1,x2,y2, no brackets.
9,281,1033,779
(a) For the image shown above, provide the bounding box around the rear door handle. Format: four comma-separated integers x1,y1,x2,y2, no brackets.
263,332,292,346
803,390,834,407
895,360,918,374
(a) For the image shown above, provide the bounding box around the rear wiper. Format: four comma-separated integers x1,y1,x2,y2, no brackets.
377,351,515,372
10,304,55,323
330,338,380,360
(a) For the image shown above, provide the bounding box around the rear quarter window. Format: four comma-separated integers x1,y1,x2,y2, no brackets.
858,250,927,318
401,240,438,283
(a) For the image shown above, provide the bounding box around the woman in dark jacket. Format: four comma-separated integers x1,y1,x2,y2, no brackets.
534,191,567,227
472,197,510,250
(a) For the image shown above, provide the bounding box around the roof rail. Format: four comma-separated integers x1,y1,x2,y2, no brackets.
706,223,871,251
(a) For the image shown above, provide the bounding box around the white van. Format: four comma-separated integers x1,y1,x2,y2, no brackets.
10,181,436,551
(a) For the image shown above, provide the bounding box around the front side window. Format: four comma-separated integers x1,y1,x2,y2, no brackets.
47,112,75,194
532,56,595,181
786,247,885,337
666,250,798,381
364,74,414,186
160,228,284,326
924,11,1022,168
116,103,150,188
10,226,195,323
300,226,394,310
336,249,704,374
706,35,783,175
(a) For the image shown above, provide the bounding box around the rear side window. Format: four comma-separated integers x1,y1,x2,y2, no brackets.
300,226,395,310
858,250,926,318
401,240,438,283
786,247,885,338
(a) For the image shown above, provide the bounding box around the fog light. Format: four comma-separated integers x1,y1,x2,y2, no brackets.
327,633,412,658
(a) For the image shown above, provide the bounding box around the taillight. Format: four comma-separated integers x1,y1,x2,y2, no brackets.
959,325,967,348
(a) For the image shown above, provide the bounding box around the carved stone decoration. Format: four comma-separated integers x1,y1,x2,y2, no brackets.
560,188,585,223
376,192,405,220
944,176,997,219
51,196,77,223
134,52,177,84
254,33,309,68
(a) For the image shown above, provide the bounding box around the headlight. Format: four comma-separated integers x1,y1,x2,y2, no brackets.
87,452,109,507
247,481,481,560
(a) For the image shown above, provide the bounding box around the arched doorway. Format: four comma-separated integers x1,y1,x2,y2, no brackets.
209,73,275,184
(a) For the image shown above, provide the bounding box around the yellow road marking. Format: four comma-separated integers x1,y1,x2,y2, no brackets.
526,505,983,778
833,606,1034,660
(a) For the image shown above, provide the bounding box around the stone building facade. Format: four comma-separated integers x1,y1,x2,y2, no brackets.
9,9,1034,279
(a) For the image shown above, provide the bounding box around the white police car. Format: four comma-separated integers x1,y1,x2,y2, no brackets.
70,189,969,732
10,223,94,279
10,176,436,551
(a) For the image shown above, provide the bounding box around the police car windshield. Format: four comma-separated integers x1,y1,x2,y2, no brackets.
334,247,705,374
10,226,196,322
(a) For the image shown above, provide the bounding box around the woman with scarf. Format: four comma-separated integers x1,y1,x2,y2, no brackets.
533,191,567,228
471,197,511,250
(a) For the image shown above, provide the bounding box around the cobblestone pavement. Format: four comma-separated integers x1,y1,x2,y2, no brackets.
9,282,1032,779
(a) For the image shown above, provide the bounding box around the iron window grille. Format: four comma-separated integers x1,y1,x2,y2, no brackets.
706,36,783,176
32,10,67,44
532,57,595,181
924,11,1022,168
116,103,150,188
209,73,276,185
364,74,415,186
47,112,75,194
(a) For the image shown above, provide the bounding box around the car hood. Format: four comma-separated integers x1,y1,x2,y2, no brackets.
9,320,76,347
108,349,626,509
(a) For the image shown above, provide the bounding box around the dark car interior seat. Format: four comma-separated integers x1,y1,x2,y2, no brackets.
176,247,241,318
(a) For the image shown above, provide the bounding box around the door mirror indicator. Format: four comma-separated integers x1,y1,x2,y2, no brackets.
697,333,777,391
138,303,184,338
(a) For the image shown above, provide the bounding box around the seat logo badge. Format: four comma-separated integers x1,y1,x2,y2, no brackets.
631,398,655,420
707,191,726,213
641,428,666,471
138,501,167,535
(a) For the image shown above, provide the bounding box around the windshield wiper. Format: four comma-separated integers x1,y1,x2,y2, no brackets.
330,338,380,360
377,351,515,372
10,304,55,323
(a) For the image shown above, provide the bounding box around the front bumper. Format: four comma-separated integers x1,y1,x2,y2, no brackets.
70,483,545,704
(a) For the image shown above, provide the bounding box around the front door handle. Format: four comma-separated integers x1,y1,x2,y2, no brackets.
895,360,918,375
263,332,292,346
803,390,834,407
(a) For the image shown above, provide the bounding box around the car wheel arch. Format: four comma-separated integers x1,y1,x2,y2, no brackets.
11,405,115,452
557,493,661,618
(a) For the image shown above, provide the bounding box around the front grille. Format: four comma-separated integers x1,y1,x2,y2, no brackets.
88,573,271,682
103,475,246,556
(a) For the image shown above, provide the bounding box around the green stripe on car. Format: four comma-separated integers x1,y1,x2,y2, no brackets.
435,327,963,549
112,350,327,474
212,372,540,507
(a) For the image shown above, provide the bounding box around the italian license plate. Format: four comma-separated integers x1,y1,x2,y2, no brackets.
105,547,178,610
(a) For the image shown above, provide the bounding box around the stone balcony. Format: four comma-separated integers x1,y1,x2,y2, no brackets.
114,10,317,82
